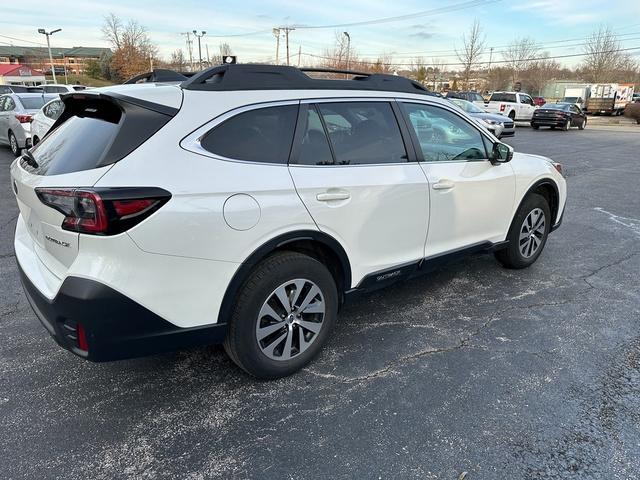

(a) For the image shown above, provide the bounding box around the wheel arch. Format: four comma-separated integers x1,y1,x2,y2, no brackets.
218,230,352,324
516,178,560,228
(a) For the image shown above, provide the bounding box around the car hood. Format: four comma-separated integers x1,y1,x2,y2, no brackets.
468,112,512,123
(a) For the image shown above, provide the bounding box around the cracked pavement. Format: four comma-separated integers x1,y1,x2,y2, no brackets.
1,127,639,479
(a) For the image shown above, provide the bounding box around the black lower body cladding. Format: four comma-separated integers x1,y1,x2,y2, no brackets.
17,262,227,361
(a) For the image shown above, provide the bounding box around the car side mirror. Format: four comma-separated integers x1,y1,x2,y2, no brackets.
491,142,513,164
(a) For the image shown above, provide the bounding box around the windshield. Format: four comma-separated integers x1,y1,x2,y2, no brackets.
451,99,484,113
543,104,571,111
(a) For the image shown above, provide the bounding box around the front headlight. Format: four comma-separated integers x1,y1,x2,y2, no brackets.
482,118,499,126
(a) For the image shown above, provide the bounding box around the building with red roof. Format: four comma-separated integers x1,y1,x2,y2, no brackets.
0,64,45,86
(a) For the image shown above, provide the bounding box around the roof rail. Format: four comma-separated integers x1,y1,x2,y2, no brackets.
299,67,372,77
181,64,436,96
123,69,195,85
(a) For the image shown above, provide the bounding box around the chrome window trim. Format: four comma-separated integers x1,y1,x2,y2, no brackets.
395,97,499,165
179,99,301,167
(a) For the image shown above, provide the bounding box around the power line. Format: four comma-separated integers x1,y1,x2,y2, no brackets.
355,30,640,58
0,34,46,46
200,0,500,38
300,45,640,68
291,0,501,29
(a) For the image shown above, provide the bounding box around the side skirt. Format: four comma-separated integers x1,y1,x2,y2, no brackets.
344,240,509,301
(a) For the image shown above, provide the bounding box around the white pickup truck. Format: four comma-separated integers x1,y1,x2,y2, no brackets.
484,92,538,121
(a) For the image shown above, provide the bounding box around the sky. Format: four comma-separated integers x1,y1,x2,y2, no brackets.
2,0,640,70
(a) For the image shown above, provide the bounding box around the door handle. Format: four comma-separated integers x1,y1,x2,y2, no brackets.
316,191,350,202
432,180,455,190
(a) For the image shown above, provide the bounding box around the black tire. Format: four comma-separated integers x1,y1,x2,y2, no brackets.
495,193,551,269
562,119,570,131
8,131,20,156
578,118,586,130
224,251,339,379
508,111,516,121
531,123,539,130
32,136,40,146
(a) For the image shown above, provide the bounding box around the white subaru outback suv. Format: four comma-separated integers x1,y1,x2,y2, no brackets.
12,65,566,379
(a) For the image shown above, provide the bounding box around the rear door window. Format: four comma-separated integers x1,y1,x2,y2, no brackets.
316,102,407,165
200,104,298,164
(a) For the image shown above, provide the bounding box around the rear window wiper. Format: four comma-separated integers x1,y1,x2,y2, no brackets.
22,149,39,168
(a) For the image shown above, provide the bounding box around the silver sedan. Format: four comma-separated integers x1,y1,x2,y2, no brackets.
0,93,57,156
449,98,515,138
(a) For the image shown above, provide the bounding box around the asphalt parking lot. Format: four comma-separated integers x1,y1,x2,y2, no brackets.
1,126,639,479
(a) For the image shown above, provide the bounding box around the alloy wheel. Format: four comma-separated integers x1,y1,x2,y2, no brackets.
255,278,325,361
9,134,18,155
519,208,546,258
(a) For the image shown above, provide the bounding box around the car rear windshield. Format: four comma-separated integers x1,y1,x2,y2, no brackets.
23,95,176,176
543,104,570,111
490,93,517,103
18,96,48,110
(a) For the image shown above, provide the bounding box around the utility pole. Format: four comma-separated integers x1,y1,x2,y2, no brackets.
62,53,68,84
205,44,210,66
278,26,295,66
297,46,301,67
488,46,494,72
193,30,206,70
272,28,280,65
182,32,194,71
37,28,61,83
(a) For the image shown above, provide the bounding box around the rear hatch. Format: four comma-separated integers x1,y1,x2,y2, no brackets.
11,88,180,282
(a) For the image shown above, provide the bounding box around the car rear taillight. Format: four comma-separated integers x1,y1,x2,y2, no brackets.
15,114,32,123
553,163,563,175
35,187,171,235
76,323,89,352
500,104,506,112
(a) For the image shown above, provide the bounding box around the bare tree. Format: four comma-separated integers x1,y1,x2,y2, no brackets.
581,25,633,82
502,37,539,86
210,43,233,65
169,49,187,71
456,20,485,89
321,31,351,70
102,13,158,81
486,66,511,92
412,57,428,84
102,13,122,49
522,54,561,95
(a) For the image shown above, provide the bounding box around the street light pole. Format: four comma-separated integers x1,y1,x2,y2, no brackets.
343,32,351,70
272,28,280,65
192,30,206,70
37,28,61,84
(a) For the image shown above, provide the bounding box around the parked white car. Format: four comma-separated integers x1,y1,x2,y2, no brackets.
12,65,566,378
30,97,65,145
41,84,87,94
0,93,57,155
484,91,538,121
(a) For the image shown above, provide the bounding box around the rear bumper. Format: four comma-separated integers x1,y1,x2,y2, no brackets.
18,261,227,362
531,119,567,127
